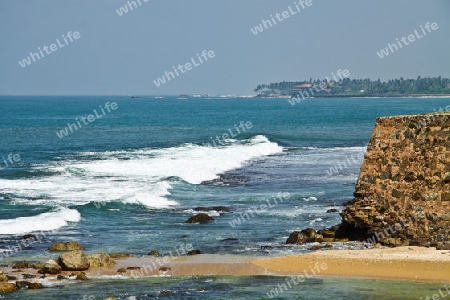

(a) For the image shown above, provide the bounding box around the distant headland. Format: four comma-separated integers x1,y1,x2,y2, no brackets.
254,76,450,98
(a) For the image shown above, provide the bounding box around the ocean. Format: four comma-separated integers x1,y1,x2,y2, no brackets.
1,95,448,299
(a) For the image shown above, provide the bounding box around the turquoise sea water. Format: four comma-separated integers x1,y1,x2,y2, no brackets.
1,96,449,299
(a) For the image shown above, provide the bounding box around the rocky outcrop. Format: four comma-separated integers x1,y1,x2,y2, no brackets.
186,213,214,224
87,252,116,268
0,270,7,282
12,261,30,269
339,113,450,245
48,241,84,251
58,250,90,271
286,227,342,244
38,259,62,274
0,282,18,293
16,281,43,289
147,250,160,256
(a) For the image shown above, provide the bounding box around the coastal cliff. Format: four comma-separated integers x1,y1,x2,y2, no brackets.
338,113,450,247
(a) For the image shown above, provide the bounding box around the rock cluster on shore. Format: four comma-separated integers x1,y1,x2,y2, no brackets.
286,227,347,244
0,241,116,294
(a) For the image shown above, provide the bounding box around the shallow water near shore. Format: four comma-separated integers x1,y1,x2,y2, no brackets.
1,96,450,298
3,276,446,299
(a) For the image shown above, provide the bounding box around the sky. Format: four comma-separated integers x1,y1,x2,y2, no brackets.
0,0,449,95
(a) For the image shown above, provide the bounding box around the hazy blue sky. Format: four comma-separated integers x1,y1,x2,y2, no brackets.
1,0,449,95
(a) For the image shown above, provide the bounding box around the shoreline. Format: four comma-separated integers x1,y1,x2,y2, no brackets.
62,246,450,282
2,246,450,290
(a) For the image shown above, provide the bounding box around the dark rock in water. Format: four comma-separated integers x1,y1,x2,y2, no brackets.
58,251,90,271
193,206,230,213
28,282,43,289
22,273,36,279
21,234,38,241
159,267,171,272
126,267,141,270
201,174,249,186
117,268,127,273
12,261,30,269
147,250,160,256
56,275,68,280
221,238,238,243
6,275,17,280
186,213,214,224
16,281,42,289
286,231,308,244
187,250,201,255
309,244,333,251
76,274,88,280
15,281,31,289
326,209,338,213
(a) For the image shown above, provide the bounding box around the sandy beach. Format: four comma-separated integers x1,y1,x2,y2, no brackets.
108,246,450,282
5,246,449,285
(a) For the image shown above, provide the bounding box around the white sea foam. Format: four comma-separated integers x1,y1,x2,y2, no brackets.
72,135,282,184
302,196,317,201
0,136,283,210
0,208,81,235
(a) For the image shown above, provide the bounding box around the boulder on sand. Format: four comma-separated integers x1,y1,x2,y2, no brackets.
58,250,90,271
38,259,62,274
87,252,116,268
12,261,30,269
286,228,318,244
